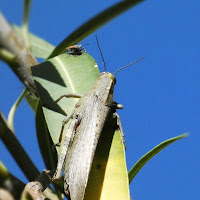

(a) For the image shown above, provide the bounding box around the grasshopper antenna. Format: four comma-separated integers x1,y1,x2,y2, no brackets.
95,35,106,72
113,57,145,75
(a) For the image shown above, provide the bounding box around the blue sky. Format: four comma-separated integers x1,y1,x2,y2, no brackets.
0,0,199,199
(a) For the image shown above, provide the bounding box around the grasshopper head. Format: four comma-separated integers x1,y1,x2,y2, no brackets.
93,72,116,106
98,72,116,85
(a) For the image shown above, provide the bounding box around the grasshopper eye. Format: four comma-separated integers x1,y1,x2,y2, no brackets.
98,72,106,77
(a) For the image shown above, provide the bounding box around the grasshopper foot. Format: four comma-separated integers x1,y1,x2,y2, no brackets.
52,170,63,182
64,182,71,199
54,142,61,147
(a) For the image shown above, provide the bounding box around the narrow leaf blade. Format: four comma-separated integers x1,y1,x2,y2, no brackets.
128,133,188,183
22,0,31,27
48,0,144,58
22,0,32,48
35,100,57,170
25,91,38,112
7,89,27,131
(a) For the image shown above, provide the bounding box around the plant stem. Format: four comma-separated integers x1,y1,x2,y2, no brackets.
0,12,38,99
0,112,40,181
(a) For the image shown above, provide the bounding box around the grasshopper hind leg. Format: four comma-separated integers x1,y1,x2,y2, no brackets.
64,180,70,199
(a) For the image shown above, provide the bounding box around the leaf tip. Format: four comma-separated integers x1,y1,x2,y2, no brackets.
178,132,189,139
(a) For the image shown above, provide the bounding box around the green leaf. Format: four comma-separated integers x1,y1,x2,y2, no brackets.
128,133,188,183
85,126,130,200
0,161,10,178
35,100,57,170
31,52,99,152
7,89,37,132
13,25,55,59
7,89,28,131
25,91,38,112
48,0,145,59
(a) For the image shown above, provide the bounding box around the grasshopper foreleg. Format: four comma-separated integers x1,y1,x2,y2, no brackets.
49,93,82,109
52,93,82,145
54,93,82,104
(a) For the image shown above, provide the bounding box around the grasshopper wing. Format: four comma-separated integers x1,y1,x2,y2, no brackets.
64,95,111,200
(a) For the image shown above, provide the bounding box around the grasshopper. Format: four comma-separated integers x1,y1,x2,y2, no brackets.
52,39,144,200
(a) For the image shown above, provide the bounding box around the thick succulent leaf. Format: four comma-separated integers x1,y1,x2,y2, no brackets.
35,100,57,170
128,133,188,183
13,25,55,59
48,0,144,58
32,52,99,153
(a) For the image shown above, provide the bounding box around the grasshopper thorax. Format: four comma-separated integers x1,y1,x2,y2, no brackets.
98,72,116,85
92,72,116,106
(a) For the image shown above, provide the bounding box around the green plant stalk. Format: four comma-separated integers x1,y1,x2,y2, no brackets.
22,0,32,49
0,12,38,99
